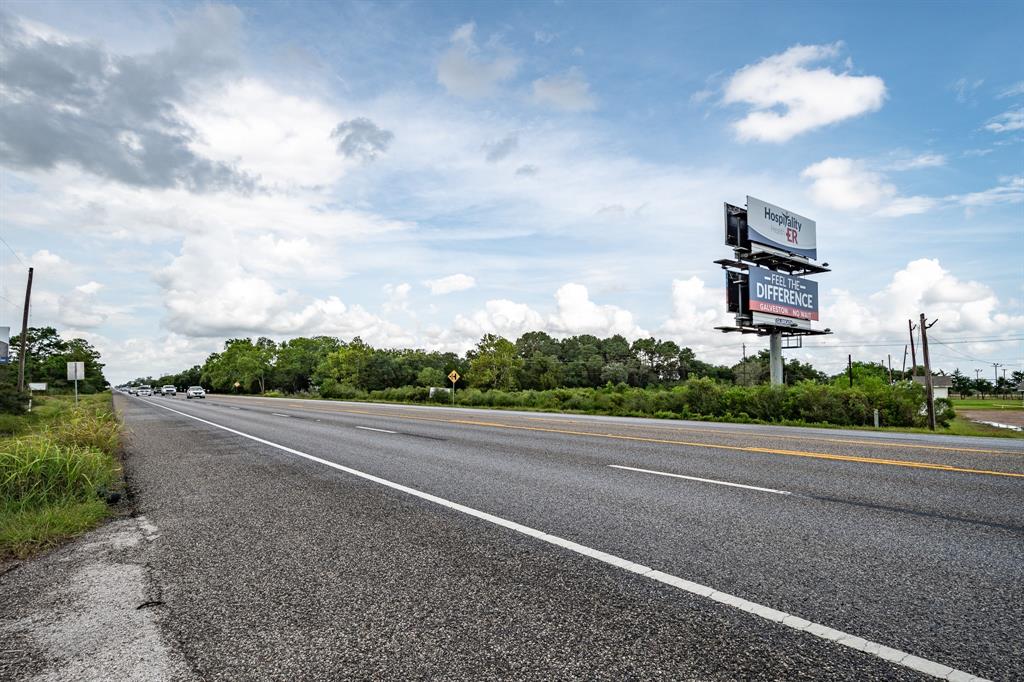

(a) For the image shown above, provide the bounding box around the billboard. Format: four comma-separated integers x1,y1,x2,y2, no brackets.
0,326,8,364
746,196,817,260
748,266,818,321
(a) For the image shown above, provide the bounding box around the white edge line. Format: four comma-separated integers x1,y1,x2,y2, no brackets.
609,464,792,496
137,398,987,682
356,425,398,434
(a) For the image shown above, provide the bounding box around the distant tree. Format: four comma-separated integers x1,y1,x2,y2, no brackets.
784,358,826,385
274,336,340,392
951,369,972,397
972,378,994,398
10,326,106,391
600,362,630,385
468,334,522,390
416,367,446,387
203,338,276,393
732,354,767,386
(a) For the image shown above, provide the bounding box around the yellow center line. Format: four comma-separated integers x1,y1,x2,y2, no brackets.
519,416,1018,455
219,397,1024,479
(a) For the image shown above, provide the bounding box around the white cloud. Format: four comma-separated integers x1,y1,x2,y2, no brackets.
802,156,947,216
802,157,898,210
659,277,736,362
885,153,946,171
803,157,1022,217
452,299,545,341
425,273,476,295
532,67,597,112
951,77,984,104
547,283,646,338
437,22,519,98
382,282,411,313
985,107,1024,133
824,259,1024,344
180,78,350,188
952,175,1024,208
153,231,408,343
723,43,886,142
997,81,1024,98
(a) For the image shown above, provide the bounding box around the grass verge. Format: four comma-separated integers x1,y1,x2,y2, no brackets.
0,393,123,560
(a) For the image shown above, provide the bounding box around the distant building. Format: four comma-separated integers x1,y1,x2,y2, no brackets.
913,375,952,400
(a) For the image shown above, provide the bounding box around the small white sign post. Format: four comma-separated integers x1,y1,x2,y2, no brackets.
67,362,85,404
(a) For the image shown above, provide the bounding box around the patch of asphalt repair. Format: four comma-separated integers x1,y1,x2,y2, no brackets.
0,515,192,681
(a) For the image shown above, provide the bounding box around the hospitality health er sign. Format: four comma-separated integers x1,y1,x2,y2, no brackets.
746,196,817,260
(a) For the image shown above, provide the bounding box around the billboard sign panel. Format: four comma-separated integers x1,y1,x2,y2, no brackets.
748,266,819,321
0,326,8,364
67,361,85,381
747,196,817,260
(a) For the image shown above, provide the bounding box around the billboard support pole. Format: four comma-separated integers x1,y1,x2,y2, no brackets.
769,332,783,386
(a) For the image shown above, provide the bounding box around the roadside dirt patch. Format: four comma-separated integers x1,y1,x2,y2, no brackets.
958,409,1024,429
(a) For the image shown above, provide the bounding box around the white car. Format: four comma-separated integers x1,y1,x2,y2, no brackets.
137,385,153,397
161,385,177,396
186,386,206,399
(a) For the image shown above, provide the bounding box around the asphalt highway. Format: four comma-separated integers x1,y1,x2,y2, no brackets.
116,393,1024,680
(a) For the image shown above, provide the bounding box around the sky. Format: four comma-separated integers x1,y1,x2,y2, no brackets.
0,0,1021,384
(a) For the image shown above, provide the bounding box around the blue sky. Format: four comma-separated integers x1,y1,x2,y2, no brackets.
0,0,1021,382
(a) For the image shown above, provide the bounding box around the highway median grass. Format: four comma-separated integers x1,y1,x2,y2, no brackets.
0,394,123,560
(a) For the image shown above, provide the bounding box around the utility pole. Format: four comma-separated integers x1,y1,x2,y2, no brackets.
919,313,937,431
974,369,982,380
908,320,918,376
848,354,853,387
887,354,893,384
901,345,908,376
992,363,1003,383
16,267,34,392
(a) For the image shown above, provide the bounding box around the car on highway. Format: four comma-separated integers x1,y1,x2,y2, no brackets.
161,385,177,396
128,386,138,395
186,386,206,399
137,385,153,397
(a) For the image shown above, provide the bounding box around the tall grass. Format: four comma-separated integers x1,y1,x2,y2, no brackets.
1,436,119,512
0,394,122,558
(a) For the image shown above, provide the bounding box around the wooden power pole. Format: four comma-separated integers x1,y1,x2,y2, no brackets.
919,313,937,431
907,320,918,376
17,267,33,392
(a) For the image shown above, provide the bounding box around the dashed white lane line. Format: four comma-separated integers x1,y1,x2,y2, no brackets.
609,464,792,496
138,398,987,682
272,413,291,418
356,425,398,434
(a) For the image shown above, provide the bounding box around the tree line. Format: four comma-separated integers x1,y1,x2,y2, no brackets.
141,331,839,396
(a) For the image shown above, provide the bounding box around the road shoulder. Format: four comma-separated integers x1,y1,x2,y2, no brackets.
0,514,191,681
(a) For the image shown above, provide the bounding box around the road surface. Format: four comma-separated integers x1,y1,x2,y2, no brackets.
44,394,1024,678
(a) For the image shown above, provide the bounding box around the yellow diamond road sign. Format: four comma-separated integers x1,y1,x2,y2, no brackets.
448,370,460,384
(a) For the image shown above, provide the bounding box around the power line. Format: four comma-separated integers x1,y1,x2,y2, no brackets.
0,235,28,268
930,339,1022,368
